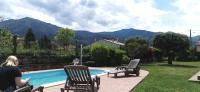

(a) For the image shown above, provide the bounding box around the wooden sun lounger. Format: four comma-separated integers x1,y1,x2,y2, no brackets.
61,65,100,92
108,59,140,78
107,70,126,77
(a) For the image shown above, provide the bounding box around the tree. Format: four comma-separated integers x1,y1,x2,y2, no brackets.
75,39,79,57
153,32,189,64
38,35,51,49
0,28,13,49
125,37,150,62
12,35,17,55
24,28,36,48
54,28,75,50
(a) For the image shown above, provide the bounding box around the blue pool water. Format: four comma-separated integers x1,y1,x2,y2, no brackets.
22,69,105,87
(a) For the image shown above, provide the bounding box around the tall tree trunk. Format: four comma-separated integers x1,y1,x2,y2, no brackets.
168,55,172,64
168,50,174,65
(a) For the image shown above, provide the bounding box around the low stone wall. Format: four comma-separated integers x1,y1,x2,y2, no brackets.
19,56,73,65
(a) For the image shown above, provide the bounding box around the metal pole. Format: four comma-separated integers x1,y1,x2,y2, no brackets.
190,29,192,46
80,44,83,65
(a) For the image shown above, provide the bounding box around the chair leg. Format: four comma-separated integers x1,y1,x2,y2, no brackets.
91,85,95,92
96,76,100,90
136,71,140,76
136,67,140,76
125,72,128,77
60,88,64,92
96,81,99,90
114,73,117,78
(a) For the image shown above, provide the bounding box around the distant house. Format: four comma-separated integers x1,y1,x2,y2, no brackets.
92,39,125,48
196,40,200,52
17,37,24,43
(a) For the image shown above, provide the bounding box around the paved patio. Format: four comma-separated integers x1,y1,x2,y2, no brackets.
43,68,149,92
189,70,200,82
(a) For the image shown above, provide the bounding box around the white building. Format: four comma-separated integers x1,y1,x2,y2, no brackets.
93,39,124,48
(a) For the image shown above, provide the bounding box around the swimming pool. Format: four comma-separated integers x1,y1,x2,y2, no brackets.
22,68,106,87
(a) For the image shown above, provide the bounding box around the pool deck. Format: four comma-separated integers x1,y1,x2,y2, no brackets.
43,68,149,92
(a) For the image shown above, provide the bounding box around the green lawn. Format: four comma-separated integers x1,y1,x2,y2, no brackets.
132,61,200,92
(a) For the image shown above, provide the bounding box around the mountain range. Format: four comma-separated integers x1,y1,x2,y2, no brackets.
0,17,59,39
0,17,197,45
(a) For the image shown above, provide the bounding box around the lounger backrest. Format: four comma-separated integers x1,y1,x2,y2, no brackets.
127,59,140,69
64,65,92,84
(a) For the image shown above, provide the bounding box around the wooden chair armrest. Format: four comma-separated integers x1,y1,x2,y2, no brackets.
31,86,44,92
115,66,127,70
14,85,32,92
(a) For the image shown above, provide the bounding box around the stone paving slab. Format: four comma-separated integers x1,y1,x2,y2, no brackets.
43,68,149,92
189,71,200,81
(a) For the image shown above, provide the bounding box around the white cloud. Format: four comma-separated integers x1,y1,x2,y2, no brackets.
173,0,200,30
90,0,167,31
0,0,200,36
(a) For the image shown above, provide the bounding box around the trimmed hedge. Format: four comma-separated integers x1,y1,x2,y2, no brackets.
90,44,127,66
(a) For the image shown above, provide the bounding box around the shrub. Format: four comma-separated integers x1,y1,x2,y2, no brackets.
110,49,126,66
176,50,190,61
90,44,126,66
152,47,163,61
83,61,96,67
83,46,90,56
82,55,90,62
90,44,110,66
122,55,130,64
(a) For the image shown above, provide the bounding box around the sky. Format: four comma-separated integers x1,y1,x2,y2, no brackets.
0,0,200,36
